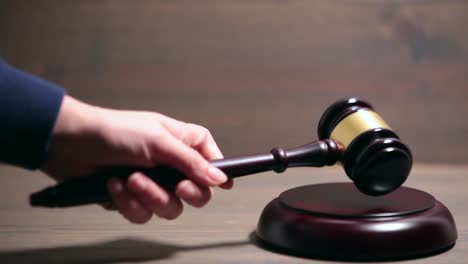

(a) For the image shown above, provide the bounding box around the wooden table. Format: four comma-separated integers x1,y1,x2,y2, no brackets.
0,164,466,263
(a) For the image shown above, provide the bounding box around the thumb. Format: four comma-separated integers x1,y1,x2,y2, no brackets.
152,132,227,187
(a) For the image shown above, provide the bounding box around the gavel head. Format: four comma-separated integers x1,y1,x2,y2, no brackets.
318,98,412,196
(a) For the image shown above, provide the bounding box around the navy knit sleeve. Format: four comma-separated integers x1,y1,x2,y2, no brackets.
0,59,65,169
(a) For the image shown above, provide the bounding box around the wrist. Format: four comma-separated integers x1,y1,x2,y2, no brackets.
42,95,105,178
52,95,102,138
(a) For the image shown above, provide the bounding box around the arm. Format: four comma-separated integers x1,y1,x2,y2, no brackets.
0,59,64,169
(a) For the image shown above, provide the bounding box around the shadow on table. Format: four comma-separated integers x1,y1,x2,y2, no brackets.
0,237,250,264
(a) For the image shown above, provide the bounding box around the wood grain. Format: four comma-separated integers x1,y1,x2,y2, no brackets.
0,0,467,162
0,164,467,263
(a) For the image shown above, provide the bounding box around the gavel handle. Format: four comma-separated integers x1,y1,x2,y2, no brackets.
29,139,341,207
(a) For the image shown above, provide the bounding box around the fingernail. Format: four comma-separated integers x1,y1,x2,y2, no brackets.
207,166,227,184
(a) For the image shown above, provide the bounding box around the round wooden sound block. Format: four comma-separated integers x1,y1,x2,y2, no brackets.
256,183,457,260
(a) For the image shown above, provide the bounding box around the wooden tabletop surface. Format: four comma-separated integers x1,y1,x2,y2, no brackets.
0,164,467,264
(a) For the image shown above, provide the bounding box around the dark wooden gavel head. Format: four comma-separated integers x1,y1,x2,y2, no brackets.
318,98,412,196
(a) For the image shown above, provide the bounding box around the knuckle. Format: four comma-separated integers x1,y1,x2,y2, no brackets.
196,124,210,135
143,192,170,212
177,122,192,142
188,123,211,142
197,125,211,141
149,127,169,147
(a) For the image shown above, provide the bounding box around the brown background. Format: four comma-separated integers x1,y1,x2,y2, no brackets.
1,0,467,163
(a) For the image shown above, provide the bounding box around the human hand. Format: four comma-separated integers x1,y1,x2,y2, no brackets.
42,96,233,223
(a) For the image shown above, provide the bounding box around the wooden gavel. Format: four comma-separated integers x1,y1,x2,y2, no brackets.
30,98,412,207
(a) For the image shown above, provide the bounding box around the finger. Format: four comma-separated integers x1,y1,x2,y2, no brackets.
160,119,224,160
219,179,234,190
152,132,227,187
107,177,153,224
181,124,224,160
175,179,213,208
126,172,183,220
173,123,233,191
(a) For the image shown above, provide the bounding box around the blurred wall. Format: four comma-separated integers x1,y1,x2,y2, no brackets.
1,0,467,163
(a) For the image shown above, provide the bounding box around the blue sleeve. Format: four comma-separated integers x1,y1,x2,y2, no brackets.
0,59,65,169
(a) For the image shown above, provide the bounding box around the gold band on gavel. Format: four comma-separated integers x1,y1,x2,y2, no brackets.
330,109,390,149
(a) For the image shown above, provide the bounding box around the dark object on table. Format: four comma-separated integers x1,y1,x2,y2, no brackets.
256,182,457,261
30,97,411,207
